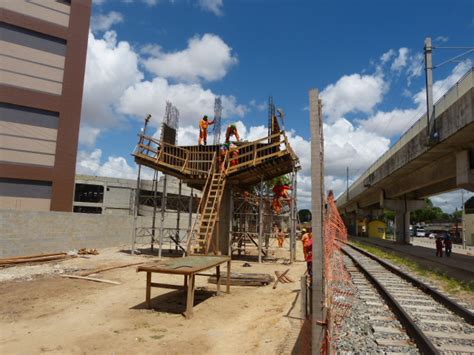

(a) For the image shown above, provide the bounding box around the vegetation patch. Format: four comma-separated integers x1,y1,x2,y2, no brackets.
351,240,474,294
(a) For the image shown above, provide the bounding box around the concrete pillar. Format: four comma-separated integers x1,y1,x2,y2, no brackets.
382,198,425,244
214,187,231,255
456,149,474,192
394,210,410,244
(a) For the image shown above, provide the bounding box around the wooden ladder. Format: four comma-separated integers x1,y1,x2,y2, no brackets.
187,154,227,254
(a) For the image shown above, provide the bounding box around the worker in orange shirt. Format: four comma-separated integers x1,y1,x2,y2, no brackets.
198,115,214,145
225,124,240,143
301,228,312,260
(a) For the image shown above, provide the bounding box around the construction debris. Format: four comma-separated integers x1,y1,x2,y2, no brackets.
78,248,99,255
61,275,120,285
208,272,274,286
0,253,68,266
80,262,146,277
273,269,294,289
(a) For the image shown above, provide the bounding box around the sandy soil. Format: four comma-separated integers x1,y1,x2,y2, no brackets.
0,245,307,354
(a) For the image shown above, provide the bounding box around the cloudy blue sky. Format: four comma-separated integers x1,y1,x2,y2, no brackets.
77,0,474,211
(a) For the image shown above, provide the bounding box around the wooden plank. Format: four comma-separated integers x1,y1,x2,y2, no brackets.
185,274,195,319
150,282,185,290
273,268,290,289
1,254,68,265
81,262,146,276
61,275,120,285
0,252,67,261
146,272,151,308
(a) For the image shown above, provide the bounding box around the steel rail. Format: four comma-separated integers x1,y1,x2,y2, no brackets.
341,245,439,355
343,241,474,325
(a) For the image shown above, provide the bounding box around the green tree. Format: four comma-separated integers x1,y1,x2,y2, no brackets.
298,209,312,222
410,198,446,223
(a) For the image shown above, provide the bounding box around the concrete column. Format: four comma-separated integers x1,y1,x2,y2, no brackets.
394,210,411,244
456,149,474,192
215,187,231,255
383,198,425,244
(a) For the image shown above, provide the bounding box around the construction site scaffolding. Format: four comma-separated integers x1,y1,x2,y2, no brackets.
229,169,298,263
132,103,201,256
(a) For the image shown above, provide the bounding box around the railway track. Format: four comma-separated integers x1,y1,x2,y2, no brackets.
340,242,474,355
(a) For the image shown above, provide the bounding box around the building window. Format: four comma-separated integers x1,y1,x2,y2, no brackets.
74,184,104,203
73,206,102,214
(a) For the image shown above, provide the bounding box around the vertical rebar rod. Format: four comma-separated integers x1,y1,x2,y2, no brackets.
159,175,168,258
258,178,264,263
176,179,182,252
151,170,158,252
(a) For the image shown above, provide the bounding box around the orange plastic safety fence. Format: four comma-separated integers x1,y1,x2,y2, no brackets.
322,191,356,354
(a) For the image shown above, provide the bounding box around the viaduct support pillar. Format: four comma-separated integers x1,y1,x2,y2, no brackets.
383,198,425,244
456,149,474,192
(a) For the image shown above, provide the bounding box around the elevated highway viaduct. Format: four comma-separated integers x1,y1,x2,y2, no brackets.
337,69,474,244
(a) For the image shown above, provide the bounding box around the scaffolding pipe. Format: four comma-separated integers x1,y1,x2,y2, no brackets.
228,187,234,256
159,175,168,258
151,170,158,252
291,170,298,262
258,179,264,263
176,179,182,252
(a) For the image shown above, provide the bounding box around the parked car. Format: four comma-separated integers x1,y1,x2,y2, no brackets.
416,228,426,237
428,232,437,239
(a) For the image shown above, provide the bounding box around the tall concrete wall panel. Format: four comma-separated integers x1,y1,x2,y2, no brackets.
0,209,195,258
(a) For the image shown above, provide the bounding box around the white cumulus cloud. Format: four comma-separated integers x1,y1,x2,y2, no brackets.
391,47,409,72
118,77,247,128
81,31,143,132
91,11,123,32
198,0,224,16
321,73,386,121
80,30,245,147
143,34,237,82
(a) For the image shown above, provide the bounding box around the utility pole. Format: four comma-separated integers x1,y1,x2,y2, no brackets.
424,37,436,144
310,88,325,352
461,190,466,249
346,166,349,202
132,114,151,255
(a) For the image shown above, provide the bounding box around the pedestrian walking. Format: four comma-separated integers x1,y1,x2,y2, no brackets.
444,234,452,257
435,236,443,257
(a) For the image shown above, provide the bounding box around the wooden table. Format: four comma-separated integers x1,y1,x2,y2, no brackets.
137,255,231,319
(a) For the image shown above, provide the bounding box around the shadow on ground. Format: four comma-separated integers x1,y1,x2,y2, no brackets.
131,289,216,315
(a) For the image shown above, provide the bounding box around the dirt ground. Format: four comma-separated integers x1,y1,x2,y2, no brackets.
0,244,307,354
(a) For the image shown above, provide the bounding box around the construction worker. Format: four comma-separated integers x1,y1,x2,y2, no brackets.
199,115,214,145
219,142,230,173
301,228,311,260
277,228,286,248
225,124,240,143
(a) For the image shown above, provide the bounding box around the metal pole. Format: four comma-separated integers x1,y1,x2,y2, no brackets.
159,175,168,258
228,188,234,256
132,114,151,255
176,179,182,252
258,179,264,263
151,170,158,252
310,88,325,351
461,190,466,249
292,170,298,262
346,166,349,202
132,164,141,255
424,37,435,143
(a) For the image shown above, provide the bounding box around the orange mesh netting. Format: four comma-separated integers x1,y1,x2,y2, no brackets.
322,191,355,354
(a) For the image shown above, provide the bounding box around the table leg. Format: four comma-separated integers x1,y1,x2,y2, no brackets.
146,272,151,309
184,275,188,290
185,274,195,319
216,265,221,295
226,260,231,294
